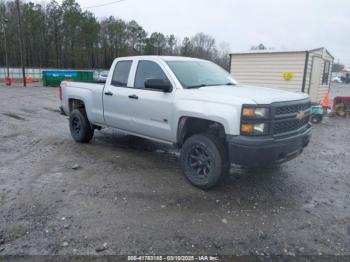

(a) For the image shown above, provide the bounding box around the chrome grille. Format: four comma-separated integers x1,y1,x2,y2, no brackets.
273,116,310,134
272,99,311,135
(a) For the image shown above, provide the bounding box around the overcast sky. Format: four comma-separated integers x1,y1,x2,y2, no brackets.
52,0,349,66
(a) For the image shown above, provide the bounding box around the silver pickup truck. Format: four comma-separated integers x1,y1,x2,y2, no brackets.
60,56,312,189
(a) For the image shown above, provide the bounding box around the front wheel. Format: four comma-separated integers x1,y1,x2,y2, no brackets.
69,109,94,143
180,133,229,190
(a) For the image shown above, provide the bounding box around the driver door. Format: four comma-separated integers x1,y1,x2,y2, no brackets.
128,60,176,142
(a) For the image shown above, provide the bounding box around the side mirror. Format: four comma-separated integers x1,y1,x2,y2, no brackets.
144,79,172,92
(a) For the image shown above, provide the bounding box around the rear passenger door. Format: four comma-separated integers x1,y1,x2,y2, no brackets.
103,60,134,130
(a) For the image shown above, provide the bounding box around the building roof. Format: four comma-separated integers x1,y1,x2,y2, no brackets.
230,47,334,59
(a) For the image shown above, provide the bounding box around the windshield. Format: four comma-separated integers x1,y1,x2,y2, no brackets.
167,60,238,88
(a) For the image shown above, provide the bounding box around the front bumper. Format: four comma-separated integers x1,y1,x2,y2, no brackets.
226,124,312,167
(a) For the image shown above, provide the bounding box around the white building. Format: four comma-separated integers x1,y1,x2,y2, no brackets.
229,48,334,103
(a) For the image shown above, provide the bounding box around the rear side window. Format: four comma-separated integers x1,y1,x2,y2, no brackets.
111,60,132,87
134,60,169,89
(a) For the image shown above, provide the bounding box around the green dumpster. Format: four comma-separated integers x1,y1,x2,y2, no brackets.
42,70,94,87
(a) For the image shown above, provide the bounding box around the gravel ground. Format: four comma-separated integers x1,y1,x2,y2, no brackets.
0,83,349,256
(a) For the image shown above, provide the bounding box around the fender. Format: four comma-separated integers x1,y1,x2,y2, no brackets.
173,99,242,141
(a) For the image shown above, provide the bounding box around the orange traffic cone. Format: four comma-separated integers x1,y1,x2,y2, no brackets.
26,75,33,84
322,92,330,109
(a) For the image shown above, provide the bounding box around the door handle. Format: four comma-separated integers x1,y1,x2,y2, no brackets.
104,91,113,96
128,94,139,100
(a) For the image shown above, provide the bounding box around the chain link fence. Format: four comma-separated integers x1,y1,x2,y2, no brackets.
0,67,43,80
0,68,103,81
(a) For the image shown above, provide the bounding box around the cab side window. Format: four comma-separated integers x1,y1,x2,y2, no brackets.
134,60,169,89
111,60,132,87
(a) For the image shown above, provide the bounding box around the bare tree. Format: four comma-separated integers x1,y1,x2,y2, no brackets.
0,0,233,70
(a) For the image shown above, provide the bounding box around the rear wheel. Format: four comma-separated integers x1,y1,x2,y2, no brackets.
180,133,229,189
69,109,94,143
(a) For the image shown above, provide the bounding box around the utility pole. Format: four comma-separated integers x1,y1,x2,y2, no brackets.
15,0,26,87
2,18,9,77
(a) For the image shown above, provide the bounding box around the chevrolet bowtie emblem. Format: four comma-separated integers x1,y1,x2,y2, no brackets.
296,111,305,120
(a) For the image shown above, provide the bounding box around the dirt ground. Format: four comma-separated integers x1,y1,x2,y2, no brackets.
0,83,349,256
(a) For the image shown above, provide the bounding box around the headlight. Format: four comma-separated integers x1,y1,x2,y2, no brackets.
241,105,271,135
241,123,268,135
242,107,269,118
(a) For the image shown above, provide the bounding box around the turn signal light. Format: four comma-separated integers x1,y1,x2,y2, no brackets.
241,124,253,133
242,108,255,117
242,106,269,118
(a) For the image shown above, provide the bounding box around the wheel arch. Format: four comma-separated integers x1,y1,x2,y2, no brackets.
68,98,86,113
176,116,227,147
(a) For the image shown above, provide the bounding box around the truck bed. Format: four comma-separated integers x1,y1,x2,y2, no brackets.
68,80,106,84
60,80,105,124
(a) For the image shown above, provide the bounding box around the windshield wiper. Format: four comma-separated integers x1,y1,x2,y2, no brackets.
186,84,208,89
186,82,236,89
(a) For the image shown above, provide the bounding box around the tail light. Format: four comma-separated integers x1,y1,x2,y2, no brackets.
58,86,62,101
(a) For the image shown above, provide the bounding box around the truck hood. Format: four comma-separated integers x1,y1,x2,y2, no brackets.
197,85,309,104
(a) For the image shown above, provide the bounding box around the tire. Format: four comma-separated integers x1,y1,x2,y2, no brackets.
180,133,229,190
310,114,322,124
69,109,94,143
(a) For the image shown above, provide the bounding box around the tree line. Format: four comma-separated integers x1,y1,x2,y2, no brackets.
0,0,231,70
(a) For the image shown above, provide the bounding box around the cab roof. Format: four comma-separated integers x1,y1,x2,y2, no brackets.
118,55,208,62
